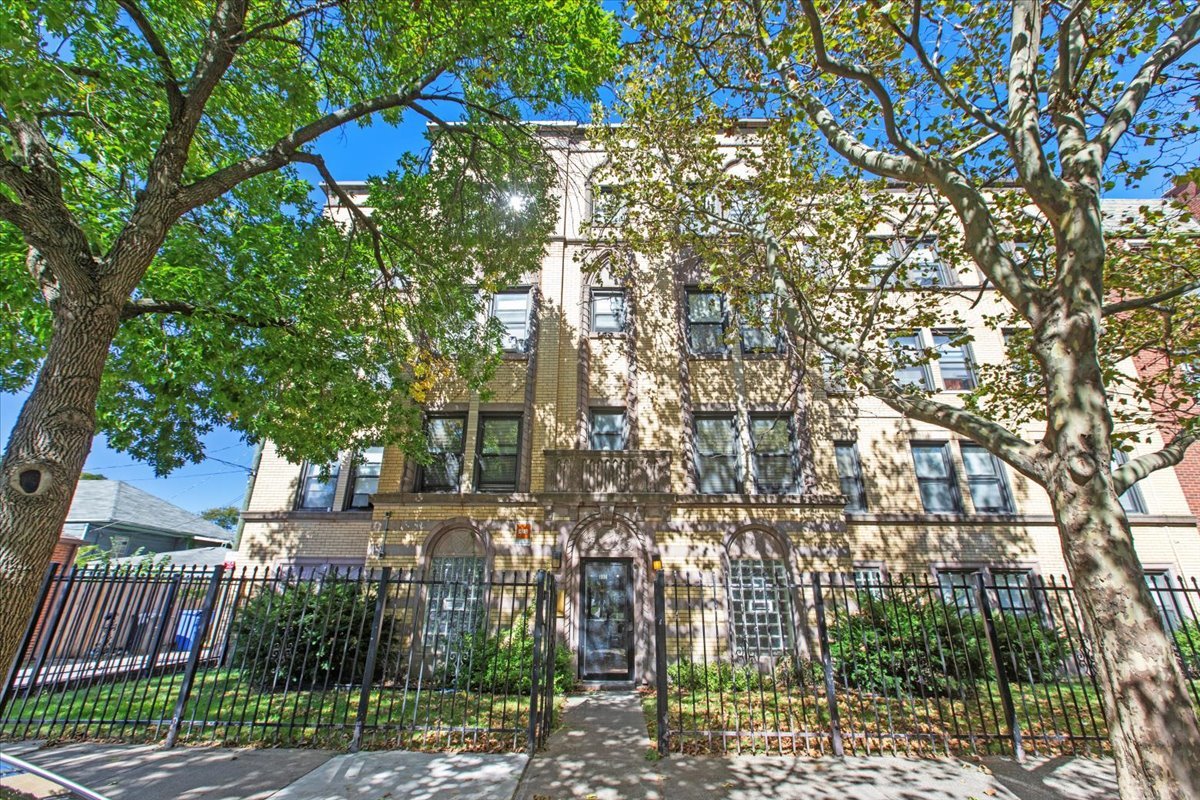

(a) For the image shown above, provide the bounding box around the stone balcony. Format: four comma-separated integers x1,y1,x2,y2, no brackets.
543,450,673,494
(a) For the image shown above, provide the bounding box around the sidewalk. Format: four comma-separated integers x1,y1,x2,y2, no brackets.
1,693,1119,800
513,691,1119,800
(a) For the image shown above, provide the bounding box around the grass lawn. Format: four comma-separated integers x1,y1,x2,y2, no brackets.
1,668,558,752
643,679,1127,757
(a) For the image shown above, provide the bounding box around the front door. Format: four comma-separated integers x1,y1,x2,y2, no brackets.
580,559,634,680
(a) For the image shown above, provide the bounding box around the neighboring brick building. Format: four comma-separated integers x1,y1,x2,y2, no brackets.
237,125,1200,682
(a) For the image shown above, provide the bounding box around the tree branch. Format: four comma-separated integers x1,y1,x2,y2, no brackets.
291,151,389,277
1113,430,1198,494
174,70,444,214
1095,6,1200,161
115,0,184,121
121,297,294,329
232,0,343,44
1102,277,1200,316
1006,0,1068,217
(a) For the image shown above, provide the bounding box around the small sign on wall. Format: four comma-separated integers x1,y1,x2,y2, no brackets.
515,522,532,546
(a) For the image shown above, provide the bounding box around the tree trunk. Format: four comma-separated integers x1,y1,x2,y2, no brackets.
1040,191,1200,796
1051,463,1200,799
0,297,121,675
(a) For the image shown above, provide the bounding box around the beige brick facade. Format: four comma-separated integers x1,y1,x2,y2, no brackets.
237,126,1200,681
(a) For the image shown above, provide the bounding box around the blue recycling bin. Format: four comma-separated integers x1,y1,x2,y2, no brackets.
174,610,203,651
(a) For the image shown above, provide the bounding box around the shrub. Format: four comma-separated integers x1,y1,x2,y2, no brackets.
1172,619,1200,678
665,658,767,693
440,610,576,695
232,579,384,691
825,594,1067,695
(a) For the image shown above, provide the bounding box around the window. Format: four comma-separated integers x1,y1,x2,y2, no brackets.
740,293,782,354
590,409,626,451
960,444,1014,513
937,569,977,612
992,570,1037,616
934,331,977,390
590,288,626,333
904,239,951,287
890,332,933,390
686,290,727,355
728,559,793,656
346,447,384,509
853,567,885,597
750,415,795,493
911,442,962,513
108,535,131,558
1144,571,1182,628
834,441,867,512
475,415,521,492
694,415,740,493
822,353,849,393
298,461,340,510
1112,451,1148,515
491,289,531,352
1002,328,1040,388
423,529,487,662
591,184,627,225
418,416,466,492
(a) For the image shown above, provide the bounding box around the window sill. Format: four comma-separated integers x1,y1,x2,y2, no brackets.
589,331,628,340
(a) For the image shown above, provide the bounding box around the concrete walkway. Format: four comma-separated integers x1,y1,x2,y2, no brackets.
513,690,1120,800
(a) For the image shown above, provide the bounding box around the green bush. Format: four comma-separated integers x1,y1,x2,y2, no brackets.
825,595,1066,695
665,658,767,692
440,610,576,695
232,579,384,690
1172,619,1200,678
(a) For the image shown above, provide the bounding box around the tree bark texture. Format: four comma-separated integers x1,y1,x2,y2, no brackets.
0,298,121,675
1040,198,1200,799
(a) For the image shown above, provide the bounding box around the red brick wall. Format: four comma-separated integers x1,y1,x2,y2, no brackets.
21,538,81,660
1132,349,1200,524
1166,180,1200,220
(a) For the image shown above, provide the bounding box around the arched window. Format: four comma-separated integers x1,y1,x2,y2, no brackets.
424,528,487,648
726,528,793,658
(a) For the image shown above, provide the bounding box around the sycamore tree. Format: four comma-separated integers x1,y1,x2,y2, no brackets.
0,2,618,675
598,0,1200,796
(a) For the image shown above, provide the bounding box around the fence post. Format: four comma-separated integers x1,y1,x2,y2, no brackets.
811,573,844,757
540,573,558,747
0,563,59,718
975,572,1023,761
350,567,391,753
528,569,547,757
653,570,669,757
164,566,225,748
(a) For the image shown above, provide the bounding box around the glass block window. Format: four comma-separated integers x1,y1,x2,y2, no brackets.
686,290,727,355
591,185,627,225
853,567,885,597
491,290,531,352
740,293,782,354
590,409,626,451
960,444,1013,513
591,288,626,333
728,559,793,656
933,330,977,390
298,461,340,510
419,416,466,492
1112,451,1148,515
911,442,962,513
694,415,739,493
347,446,384,509
424,555,487,647
1144,570,1181,628
750,415,795,493
834,441,867,512
890,332,933,390
475,415,521,492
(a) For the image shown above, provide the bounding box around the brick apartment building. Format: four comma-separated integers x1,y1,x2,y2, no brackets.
236,126,1200,682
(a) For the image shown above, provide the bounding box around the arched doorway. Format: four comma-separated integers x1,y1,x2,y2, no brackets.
563,513,655,682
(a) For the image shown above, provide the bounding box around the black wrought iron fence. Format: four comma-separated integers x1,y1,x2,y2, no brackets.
0,565,559,753
652,570,1200,758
